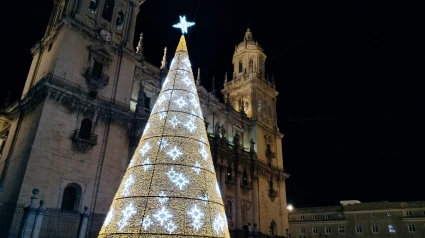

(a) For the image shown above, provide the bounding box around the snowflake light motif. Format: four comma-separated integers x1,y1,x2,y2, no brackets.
184,119,197,133
142,158,151,171
171,172,190,190
169,115,180,128
182,76,192,86
199,146,209,160
122,174,135,197
167,168,178,180
157,191,169,205
156,138,169,150
166,146,183,160
159,109,167,120
189,96,199,108
117,203,137,231
192,161,202,174
212,214,225,234
104,208,114,226
188,205,204,232
165,221,178,234
139,142,151,156
174,96,187,108
153,207,173,226
141,215,152,230
199,193,209,205
157,92,169,106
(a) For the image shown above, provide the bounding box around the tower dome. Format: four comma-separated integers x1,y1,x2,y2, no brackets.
235,29,264,53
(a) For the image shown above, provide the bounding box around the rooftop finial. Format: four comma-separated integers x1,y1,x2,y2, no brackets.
244,28,253,41
196,68,201,86
136,32,143,54
160,47,167,69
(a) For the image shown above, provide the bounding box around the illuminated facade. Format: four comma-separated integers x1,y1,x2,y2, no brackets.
0,0,289,237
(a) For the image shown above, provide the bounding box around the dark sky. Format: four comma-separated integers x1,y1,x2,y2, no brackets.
2,0,425,207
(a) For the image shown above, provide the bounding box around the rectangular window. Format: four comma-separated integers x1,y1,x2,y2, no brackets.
372,225,379,233
313,227,318,234
312,215,316,220
92,61,103,79
300,227,305,234
406,210,412,216
324,214,329,220
325,227,331,234
388,224,396,233
338,226,345,234
355,225,362,233
408,224,416,232
300,215,304,220
387,212,392,216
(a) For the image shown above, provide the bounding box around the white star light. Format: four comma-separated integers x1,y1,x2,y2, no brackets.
157,92,169,106
166,146,183,160
153,207,173,226
157,191,169,205
171,172,190,190
165,221,178,234
188,205,204,232
212,214,225,234
159,109,167,120
185,119,197,133
104,208,114,226
199,146,209,160
142,158,151,171
190,96,199,108
139,142,152,156
141,215,152,230
192,161,202,174
117,203,137,231
122,174,135,197
174,96,188,108
173,15,195,34
169,115,180,128
157,138,169,150
182,76,192,86
167,168,178,180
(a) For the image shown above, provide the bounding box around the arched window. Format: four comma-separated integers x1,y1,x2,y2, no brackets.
102,0,115,21
238,61,243,73
226,200,232,218
270,220,277,235
115,11,124,30
226,166,232,182
242,169,248,186
61,183,82,212
88,0,98,13
79,118,92,140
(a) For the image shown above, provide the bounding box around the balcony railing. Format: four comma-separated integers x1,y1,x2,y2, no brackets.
72,129,98,152
269,188,278,197
84,68,110,90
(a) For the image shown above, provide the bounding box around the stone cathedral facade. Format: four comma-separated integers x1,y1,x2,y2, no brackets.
0,0,289,237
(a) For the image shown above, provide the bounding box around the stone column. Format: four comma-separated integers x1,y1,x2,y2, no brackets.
77,206,90,238
251,177,259,228
235,172,242,229
31,200,46,238
220,166,226,203
18,188,40,238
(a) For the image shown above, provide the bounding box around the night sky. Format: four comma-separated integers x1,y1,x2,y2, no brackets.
2,0,424,207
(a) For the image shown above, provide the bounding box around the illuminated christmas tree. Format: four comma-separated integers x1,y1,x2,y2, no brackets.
99,16,230,238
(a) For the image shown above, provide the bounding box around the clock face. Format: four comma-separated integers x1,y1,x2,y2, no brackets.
100,29,112,42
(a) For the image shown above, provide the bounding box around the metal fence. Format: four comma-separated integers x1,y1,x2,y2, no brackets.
38,208,80,238
0,203,25,238
87,213,106,238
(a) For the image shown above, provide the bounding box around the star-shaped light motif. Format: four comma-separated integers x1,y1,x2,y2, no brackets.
190,96,199,108
199,146,209,160
141,215,152,230
157,92,169,106
192,161,202,174
167,168,178,180
199,193,209,205
122,174,135,197
156,138,169,150
157,191,169,205
182,76,192,86
165,221,178,234
172,15,195,34
139,142,151,156
153,207,173,226
188,205,204,232
174,96,187,108
171,172,189,190
104,208,114,226
142,158,151,171
159,109,167,120
169,115,180,128
166,146,183,160
117,203,137,231
212,214,225,234
184,119,197,133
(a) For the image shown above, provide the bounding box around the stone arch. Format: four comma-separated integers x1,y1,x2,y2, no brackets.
61,183,82,212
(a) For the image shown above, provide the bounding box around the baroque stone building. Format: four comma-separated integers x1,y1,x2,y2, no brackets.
0,0,289,237
288,200,425,238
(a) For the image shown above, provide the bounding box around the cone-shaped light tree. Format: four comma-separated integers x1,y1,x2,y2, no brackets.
99,16,230,238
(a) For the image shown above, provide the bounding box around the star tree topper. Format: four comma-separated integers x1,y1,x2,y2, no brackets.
173,16,195,34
